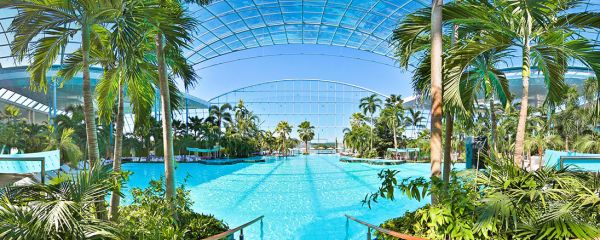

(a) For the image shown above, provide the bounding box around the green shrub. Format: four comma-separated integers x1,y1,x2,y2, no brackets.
183,212,229,239
118,178,228,239
366,160,600,240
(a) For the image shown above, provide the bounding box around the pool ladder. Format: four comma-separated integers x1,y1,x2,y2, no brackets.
345,214,428,240
202,215,263,240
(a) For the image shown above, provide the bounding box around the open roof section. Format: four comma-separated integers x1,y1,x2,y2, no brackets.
185,0,428,65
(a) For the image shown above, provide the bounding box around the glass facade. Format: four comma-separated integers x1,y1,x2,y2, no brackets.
209,79,387,142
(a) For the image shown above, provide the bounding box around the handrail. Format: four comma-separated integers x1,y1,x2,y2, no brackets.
202,215,264,240
345,214,428,240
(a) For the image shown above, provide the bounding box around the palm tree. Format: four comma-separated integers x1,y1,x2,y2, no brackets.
4,0,132,166
0,165,121,239
297,121,315,154
260,130,277,154
140,0,210,201
381,96,405,158
275,121,292,155
459,50,513,152
405,109,426,138
45,126,83,167
574,134,600,153
359,94,382,150
429,0,444,179
442,0,600,166
209,103,233,130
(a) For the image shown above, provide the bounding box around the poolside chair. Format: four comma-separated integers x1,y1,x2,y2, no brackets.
60,164,80,176
77,161,87,170
31,172,50,183
13,177,35,186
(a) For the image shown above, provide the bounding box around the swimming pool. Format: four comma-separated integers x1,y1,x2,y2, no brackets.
121,155,464,239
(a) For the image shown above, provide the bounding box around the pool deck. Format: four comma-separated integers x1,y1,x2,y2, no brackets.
339,157,406,165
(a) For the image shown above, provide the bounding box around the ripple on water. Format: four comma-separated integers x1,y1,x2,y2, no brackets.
121,155,465,240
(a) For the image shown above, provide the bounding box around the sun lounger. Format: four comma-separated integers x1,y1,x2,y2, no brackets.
13,177,35,186
31,172,51,183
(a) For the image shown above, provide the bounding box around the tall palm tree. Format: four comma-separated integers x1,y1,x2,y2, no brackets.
429,0,444,179
141,0,209,201
459,50,513,152
405,109,426,138
209,103,233,130
442,0,600,166
4,0,133,166
44,126,83,167
382,95,405,158
359,94,382,150
297,121,315,154
275,121,292,155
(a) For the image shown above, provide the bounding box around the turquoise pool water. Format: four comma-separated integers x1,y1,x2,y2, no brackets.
563,160,600,172
121,155,464,239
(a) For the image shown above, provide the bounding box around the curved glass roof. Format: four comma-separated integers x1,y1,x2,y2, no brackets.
185,0,428,65
1,1,599,68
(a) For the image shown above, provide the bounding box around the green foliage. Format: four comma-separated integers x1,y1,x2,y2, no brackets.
0,165,122,239
366,159,600,239
45,126,83,166
118,178,228,239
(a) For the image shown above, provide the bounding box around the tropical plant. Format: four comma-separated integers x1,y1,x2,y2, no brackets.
381,95,405,157
297,121,315,154
365,158,600,239
44,126,83,167
0,105,21,122
0,165,123,239
405,109,426,138
118,178,228,239
441,0,600,166
275,121,292,155
208,103,233,130
3,0,140,166
359,94,382,150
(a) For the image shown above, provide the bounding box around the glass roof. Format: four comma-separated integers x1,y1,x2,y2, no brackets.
1,1,599,68
185,0,428,65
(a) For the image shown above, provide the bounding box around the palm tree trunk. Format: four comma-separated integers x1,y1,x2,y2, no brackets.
156,32,176,200
490,95,497,152
443,112,453,183
305,140,308,154
109,81,124,221
283,135,286,156
392,123,398,159
514,35,531,167
430,0,443,183
81,23,100,167
370,113,374,150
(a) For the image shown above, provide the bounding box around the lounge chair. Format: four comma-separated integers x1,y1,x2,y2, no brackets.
31,172,51,183
13,177,35,186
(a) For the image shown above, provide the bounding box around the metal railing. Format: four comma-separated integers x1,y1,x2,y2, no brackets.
202,215,264,240
345,214,428,240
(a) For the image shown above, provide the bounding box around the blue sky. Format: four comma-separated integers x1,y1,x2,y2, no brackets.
186,44,416,101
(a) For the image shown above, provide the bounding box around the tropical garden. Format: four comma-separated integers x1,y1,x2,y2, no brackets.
357,0,600,239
